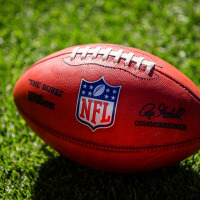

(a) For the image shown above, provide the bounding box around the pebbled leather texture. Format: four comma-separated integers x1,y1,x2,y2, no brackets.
13,43,200,172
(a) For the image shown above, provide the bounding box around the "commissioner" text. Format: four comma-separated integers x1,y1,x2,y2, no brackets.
135,120,187,130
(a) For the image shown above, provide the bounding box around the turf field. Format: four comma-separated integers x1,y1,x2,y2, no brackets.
0,0,200,199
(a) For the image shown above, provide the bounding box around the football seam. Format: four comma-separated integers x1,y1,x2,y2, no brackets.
76,44,163,68
102,44,163,68
155,69,200,102
24,44,163,76
22,46,199,102
63,57,200,102
15,102,200,153
63,56,159,80
22,52,71,75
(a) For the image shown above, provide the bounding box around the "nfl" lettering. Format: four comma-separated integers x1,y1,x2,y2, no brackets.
76,77,121,131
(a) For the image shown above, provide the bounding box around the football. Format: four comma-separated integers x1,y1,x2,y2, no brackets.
13,44,200,172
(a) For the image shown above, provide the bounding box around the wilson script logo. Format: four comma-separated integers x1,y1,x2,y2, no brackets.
28,91,55,110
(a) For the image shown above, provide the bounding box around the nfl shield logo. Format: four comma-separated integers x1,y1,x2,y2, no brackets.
76,77,121,131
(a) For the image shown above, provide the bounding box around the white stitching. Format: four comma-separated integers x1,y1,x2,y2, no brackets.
125,53,134,66
146,61,155,75
135,57,144,70
92,47,101,59
102,48,112,61
81,46,90,60
114,49,123,63
71,46,155,75
71,47,80,60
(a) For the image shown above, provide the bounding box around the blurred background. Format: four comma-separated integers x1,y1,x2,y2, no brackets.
0,0,199,199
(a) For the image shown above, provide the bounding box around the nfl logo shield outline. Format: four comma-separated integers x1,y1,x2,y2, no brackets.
76,77,121,131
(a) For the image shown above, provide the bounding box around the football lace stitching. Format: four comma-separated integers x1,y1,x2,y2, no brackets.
71,46,155,75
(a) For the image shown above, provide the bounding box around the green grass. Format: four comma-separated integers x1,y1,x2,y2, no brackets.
0,0,200,199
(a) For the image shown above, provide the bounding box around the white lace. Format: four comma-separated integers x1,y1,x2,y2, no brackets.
71,46,155,75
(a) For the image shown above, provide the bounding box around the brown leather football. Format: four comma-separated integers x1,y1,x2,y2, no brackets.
13,44,200,172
